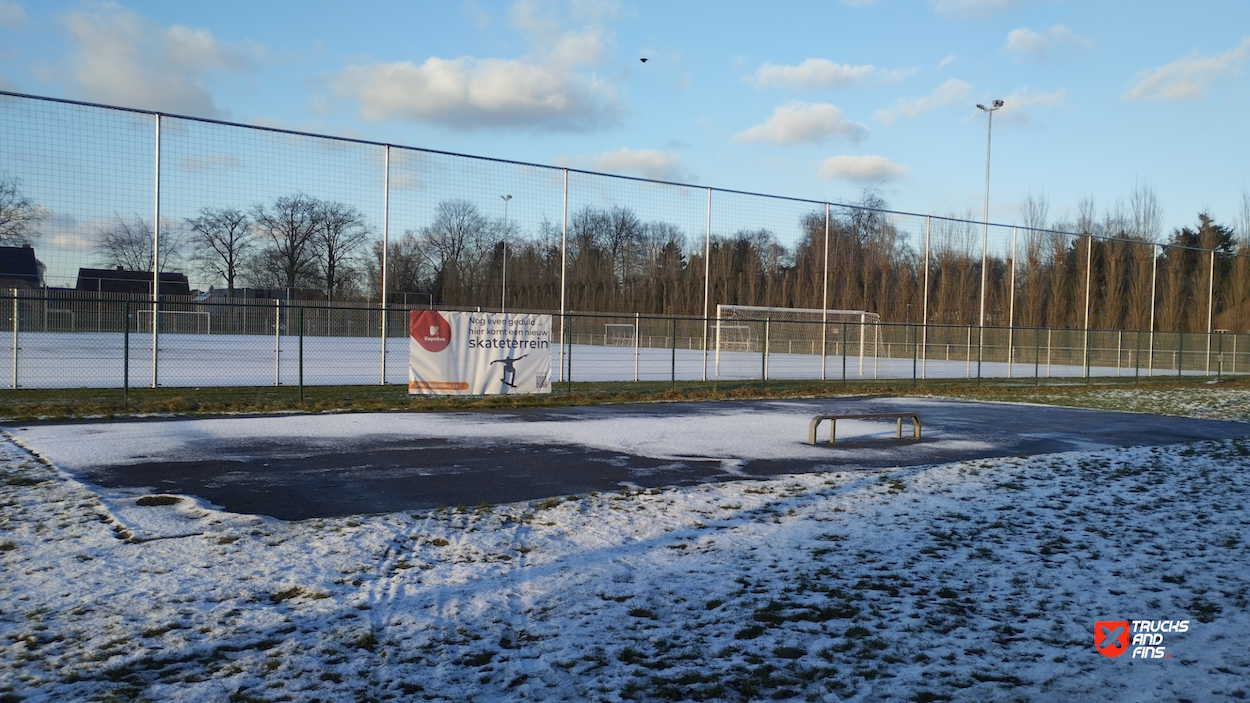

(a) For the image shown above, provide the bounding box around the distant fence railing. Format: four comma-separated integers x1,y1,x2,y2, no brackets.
4,290,1244,390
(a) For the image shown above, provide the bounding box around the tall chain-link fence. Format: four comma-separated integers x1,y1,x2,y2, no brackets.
2,90,1247,389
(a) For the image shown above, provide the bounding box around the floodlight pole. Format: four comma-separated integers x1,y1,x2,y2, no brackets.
976,100,1003,331
501,194,511,313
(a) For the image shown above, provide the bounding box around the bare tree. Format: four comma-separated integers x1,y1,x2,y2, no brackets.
0,175,45,246
420,199,491,303
188,206,251,296
1128,180,1164,243
97,214,183,272
251,193,320,292
313,201,371,301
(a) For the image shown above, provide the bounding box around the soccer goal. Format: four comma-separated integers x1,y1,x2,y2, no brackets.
715,304,880,376
604,323,636,347
135,309,212,335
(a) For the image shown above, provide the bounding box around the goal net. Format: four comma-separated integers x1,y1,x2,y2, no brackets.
604,323,635,347
715,304,879,371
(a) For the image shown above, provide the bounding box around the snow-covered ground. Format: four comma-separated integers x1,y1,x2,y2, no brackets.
5,330,1221,388
2,395,1249,701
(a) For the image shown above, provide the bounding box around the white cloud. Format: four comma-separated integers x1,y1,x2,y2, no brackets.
874,79,972,124
994,86,1066,124
1125,36,1250,102
560,148,690,182
936,54,957,70
748,58,913,90
328,10,618,131
818,155,907,183
0,0,26,28
60,6,261,117
1003,24,1093,61
931,0,1021,17
734,102,867,145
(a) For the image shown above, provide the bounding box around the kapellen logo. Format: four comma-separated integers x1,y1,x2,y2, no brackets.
1095,620,1129,658
411,310,451,353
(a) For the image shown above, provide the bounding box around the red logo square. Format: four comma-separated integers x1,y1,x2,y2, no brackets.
1095,620,1129,658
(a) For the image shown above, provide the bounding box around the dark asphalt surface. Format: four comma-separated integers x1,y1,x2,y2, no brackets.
13,398,1249,520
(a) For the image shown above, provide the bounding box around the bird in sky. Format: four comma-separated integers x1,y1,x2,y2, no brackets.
640,58,647,63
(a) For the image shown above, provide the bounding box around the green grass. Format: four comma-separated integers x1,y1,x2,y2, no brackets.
1,374,1243,421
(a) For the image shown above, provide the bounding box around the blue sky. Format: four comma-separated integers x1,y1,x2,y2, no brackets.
1,0,1248,237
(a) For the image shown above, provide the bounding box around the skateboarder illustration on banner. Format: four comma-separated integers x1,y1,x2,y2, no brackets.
491,354,528,392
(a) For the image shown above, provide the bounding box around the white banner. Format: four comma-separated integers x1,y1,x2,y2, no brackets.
409,311,552,395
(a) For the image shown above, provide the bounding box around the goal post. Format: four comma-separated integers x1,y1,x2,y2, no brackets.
604,323,635,347
135,309,212,335
714,304,880,377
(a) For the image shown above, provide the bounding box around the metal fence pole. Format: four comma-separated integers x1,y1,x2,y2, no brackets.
1178,330,1184,378
10,289,17,390
1206,249,1215,375
558,169,568,383
821,203,830,381
702,188,712,382
1082,234,1092,379
123,301,130,401
633,312,640,382
669,316,677,388
842,322,848,385
566,313,573,392
922,215,930,380
151,113,161,389
762,317,770,384
274,299,281,387
1148,244,1158,377
299,306,305,402
380,144,389,385
1034,326,1040,384
1007,226,1017,378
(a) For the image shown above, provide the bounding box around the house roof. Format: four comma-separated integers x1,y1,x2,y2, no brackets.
75,267,191,296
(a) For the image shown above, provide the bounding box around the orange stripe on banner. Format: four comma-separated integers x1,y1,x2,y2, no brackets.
409,381,470,391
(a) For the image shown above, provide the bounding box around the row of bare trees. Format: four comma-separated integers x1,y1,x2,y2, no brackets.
94,193,372,301
365,188,1250,333
7,171,1250,332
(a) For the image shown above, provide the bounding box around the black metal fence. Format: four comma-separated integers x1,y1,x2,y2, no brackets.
5,290,1244,391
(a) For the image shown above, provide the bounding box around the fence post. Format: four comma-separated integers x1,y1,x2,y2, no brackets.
566,314,573,393
1217,332,1223,380
1034,327,1040,385
670,315,677,389
299,306,305,403
762,317,770,385
1135,330,1141,383
842,322,848,386
1178,330,1184,378
633,312,639,383
10,289,17,390
123,301,130,403
274,299,281,387
911,323,918,388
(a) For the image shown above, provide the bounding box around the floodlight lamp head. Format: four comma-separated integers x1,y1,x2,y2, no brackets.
993,99,1004,108
976,104,986,110
502,194,512,201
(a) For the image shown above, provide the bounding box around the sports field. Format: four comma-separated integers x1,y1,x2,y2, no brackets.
4,330,1201,389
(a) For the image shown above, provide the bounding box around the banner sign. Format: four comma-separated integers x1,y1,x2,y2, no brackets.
409,311,552,395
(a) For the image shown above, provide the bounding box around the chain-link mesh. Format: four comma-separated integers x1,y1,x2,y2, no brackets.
3,91,1248,389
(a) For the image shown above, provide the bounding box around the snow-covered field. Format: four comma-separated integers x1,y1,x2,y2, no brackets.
5,330,1215,388
2,394,1250,701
